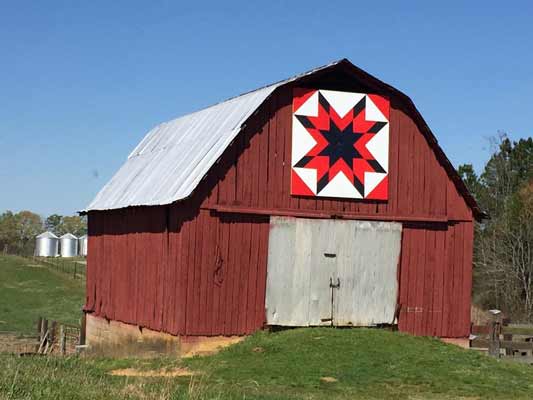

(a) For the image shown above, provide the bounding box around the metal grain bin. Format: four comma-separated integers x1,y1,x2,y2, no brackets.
78,234,88,257
60,233,78,258
34,231,59,257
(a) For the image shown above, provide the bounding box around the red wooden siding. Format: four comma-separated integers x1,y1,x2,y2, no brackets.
198,85,472,223
397,221,474,337
86,72,475,338
86,205,269,336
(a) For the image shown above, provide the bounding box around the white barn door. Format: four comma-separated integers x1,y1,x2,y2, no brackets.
265,217,402,326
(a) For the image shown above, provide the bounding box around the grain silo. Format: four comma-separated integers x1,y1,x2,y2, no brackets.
79,234,88,257
34,231,59,257
60,233,78,257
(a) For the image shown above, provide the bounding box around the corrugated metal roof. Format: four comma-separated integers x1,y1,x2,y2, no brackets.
85,60,343,211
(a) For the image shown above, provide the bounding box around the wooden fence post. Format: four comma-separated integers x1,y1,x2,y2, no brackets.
503,332,513,356
489,320,501,358
59,325,66,355
37,317,43,338
40,318,48,343
49,321,57,344
80,313,87,345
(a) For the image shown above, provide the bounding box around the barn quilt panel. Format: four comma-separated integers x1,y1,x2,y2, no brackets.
291,88,390,199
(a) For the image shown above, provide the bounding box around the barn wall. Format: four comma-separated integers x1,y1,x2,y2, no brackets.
86,205,270,337
397,221,474,337
198,85,472,223
87,211,474,337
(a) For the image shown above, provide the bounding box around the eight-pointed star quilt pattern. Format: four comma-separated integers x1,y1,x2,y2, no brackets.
291,88,390,200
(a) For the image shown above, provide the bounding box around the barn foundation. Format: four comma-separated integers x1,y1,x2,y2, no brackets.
85,314,243,358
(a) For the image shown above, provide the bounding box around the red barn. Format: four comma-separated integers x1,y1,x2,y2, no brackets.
83,59,483,355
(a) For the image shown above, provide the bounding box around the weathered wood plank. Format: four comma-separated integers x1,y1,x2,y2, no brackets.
266,217,401,327
471,339,533,351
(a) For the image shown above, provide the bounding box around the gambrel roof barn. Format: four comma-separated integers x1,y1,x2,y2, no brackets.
83,59,482,354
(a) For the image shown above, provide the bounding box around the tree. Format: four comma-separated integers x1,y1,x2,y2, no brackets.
479,135,533,217
461,134,533,321
43,214,87,237
0,210,42,255
17,211,43,254
0,211,20,253
45,214,62,234
58,215,87,237
458,164,483,200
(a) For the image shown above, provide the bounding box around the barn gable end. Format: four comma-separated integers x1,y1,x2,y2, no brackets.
195,77,475,223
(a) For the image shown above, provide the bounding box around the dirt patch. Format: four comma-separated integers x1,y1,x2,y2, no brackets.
109,367,196,377
320,376,338,383
180,336,244,357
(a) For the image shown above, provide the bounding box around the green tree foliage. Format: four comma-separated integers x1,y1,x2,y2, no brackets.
44,214,62,234
44,214,87,237
0,211,43,255
57,215,87,237
460,135,533,321
0,211,20,253
457,164,482,201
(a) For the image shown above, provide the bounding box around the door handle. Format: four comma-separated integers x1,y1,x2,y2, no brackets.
329,277,340,289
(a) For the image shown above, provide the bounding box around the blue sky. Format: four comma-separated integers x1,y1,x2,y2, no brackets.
1,1,532,216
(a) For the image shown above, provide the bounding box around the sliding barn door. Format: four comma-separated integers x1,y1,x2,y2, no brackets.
265,217,402,326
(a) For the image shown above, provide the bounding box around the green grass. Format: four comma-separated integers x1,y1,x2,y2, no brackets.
2,328,533,399
36,256,86,278
0,254,85,333
1,253,533,399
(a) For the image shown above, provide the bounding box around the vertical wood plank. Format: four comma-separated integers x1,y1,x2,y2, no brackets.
246,220,261,333
462,222,474,336
442,223,455,337
255,220,269,329
398,228,411,332
453,223,465,337
432,228,446,336
414,228,426,335
422,229,436,335
237,218,253,334
266,93,278,209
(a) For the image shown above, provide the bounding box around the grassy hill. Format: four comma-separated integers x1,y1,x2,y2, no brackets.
0,254,85,333
2,253,533,399
2,328,533,399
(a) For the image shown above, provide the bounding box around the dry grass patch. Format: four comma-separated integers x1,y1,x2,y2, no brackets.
109,367,196,377
319,376,338,383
